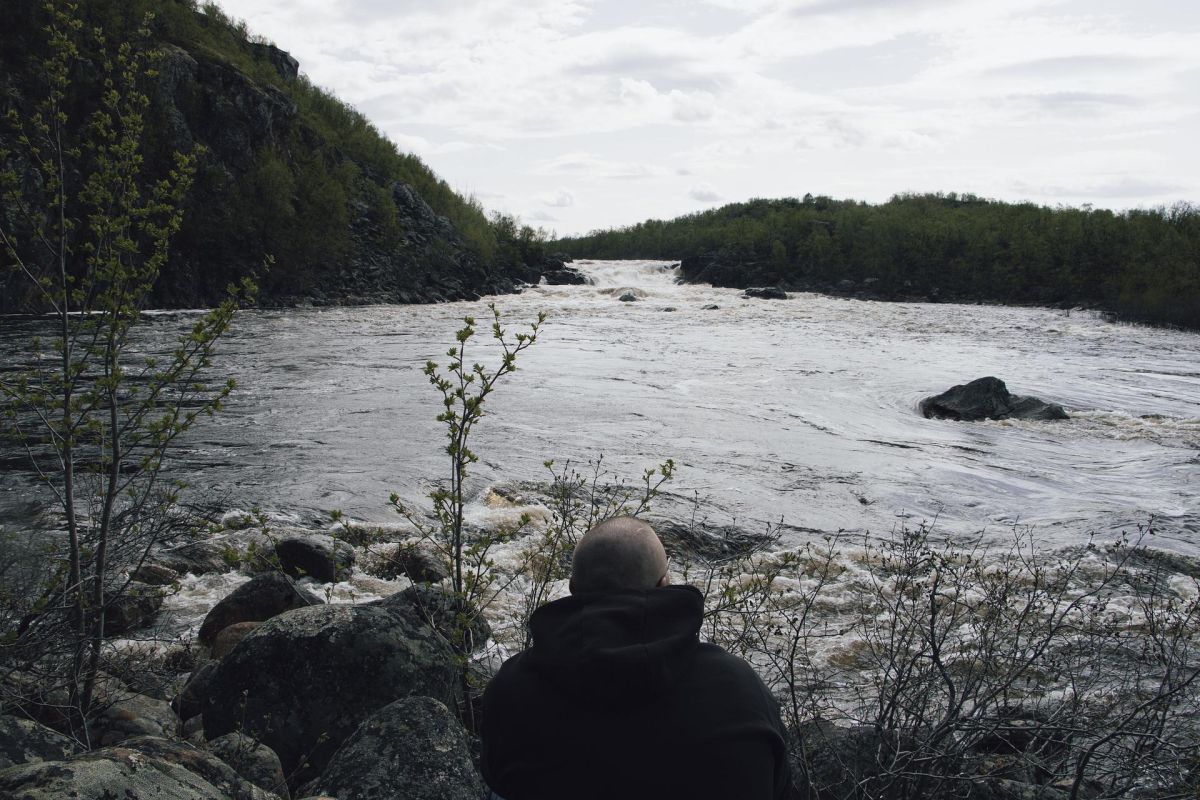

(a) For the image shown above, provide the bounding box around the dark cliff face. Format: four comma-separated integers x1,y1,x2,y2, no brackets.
0,1,519,311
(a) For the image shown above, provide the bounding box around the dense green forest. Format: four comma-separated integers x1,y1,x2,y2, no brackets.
554,194,1200,329
1,0,550,309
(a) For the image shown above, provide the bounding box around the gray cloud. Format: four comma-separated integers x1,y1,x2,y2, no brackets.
689,183,724,202
1015,176,1186,199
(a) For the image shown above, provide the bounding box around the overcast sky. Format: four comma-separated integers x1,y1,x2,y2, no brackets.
214,0,1200,236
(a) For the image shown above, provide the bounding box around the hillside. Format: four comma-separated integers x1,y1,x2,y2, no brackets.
0,0,555,310
554,194,1200,329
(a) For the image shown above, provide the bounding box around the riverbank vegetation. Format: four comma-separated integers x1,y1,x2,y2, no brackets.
1,0,549,311
554,194,1200,329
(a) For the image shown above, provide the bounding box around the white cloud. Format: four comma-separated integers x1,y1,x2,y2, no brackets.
214,0,1200,234
534,153,669,181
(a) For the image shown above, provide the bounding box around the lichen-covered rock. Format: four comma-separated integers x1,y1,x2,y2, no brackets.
0,744,229,800
316,696,483,800
90,693,177,745
117,736,281,800
202,603,459,789
375,583,491,653
209,733,290,799
0,715,80,769
274,535,355,583
198,571,323,646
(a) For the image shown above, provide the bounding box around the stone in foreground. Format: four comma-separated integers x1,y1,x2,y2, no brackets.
316,696,483,800
201,602,459,789
919,377,1069,421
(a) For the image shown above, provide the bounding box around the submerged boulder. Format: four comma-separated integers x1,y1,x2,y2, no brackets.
919,377,1069,422
201,603,459,789
743,286,788,300
315,697,483,800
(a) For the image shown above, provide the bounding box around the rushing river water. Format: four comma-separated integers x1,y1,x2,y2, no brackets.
2,260,1199,557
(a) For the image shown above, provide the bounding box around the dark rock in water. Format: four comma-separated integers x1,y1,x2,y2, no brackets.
209,732,290,799
173,660,219,722
372,541,448,584
919,377,1069,421
150,540,230,576
202,603,459,789
654,520,778,561
198,571,323,646
372,584,491,653
274,534,355,583
743,286,788,300
0,714,81,770
131,561,180,586
548,251,574,263
542,267,589,285
103,583,164,635
316,696,483,800
703,304,719,310
618,292,639,302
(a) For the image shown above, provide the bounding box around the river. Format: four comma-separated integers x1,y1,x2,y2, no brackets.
2,259,1198,554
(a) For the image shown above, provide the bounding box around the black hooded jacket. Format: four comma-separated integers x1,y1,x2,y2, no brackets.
481,585,793,800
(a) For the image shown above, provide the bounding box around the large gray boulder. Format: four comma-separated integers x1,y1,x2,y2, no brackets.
198,571,323,646
919,377,1069,422
315,696,483,800
0,715,80,770
0,740,247,800
201,603,459,789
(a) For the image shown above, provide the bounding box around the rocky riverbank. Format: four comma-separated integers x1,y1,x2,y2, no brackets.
4,493,1198,799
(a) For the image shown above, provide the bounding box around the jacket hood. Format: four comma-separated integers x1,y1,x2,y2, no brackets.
522,584,704,708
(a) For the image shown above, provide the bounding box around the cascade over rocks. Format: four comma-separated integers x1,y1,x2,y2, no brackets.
920,377,1069,422
315,696,483,800
198,571,323,646
201,601,459,789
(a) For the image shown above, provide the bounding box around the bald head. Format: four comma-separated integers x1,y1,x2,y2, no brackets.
570,516,669,595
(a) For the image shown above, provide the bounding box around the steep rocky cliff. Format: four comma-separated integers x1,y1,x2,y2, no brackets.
0,0,528,311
